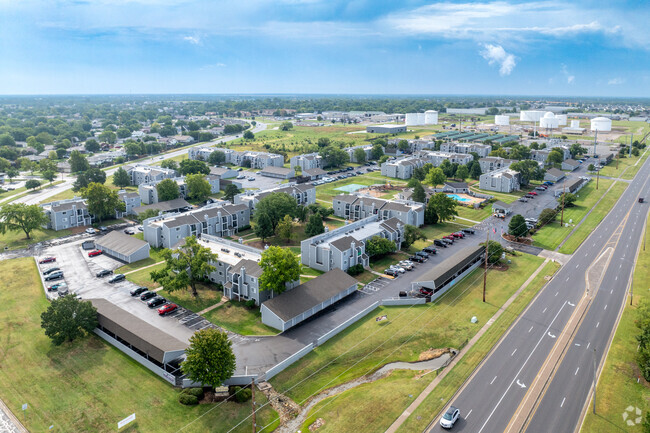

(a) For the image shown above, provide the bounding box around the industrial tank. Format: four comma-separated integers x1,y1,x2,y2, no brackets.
519,110,545,122
570,120,581,129
424,110,438,125
556,114,568,126
495,115,510,126
405,113,418,126
540,112,559,129
417,113,426,125
590,117,612,132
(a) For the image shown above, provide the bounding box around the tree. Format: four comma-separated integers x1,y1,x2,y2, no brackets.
116,127,132,139
84,139,100,152
425,167,446,187
509,214,528,239
319,145,349,168
112,167,131,188
276,214,293,242
510,160,545,186
427,193,458,223
186,174,211,202
42,170,56,185
259,246,300,295
370,143,384,160
569,143,587,158
69,150,90,173
366,236,396,257
181,328,236,388
587,163,595,171
243,130,254,140
539,208,557,226
253,211,274,242
402,225,426,249
411,181,426,203
547,148,564,165
482,240,503,264
98,130,117,144
279,121,293,131
317,137,331,148
305,214,325,237
156,178,180,201
255,192,298,232
136,208,160,223
25,179,41,190
398,140,410,153
6,167,18,182
0,203,49,239
223,184,240,203
73,167,106,191
353,148,366,164
470,161,482,179
160,159,179,171
0,133,16,147
560,192,577,208
207,150,226,165
40,295,98,346
81,183,125,222
160,125,176,137
425,202,439,225
456,165,469,180
150,236,218,297
509,144,531,161
179,159,210,175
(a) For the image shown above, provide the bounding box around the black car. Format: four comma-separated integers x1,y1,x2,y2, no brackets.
44,271,64,281
130,287,148,297
416,251,429,258
461,228,475,235
423,246,437,254
441,238,453,245
147,296,167,308
96,269,113,278
124,228,135,235
433,239,447,248
409,255,425,263
140,291,156,301
108,274,126,284
42,267,61,275
384,269,399,277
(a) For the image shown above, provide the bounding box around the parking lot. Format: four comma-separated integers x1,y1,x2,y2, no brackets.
235,170,285,190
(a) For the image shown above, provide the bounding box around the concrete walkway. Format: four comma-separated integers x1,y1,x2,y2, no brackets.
385,258,552,433
123,260,165,275
197,298,227,315
0,397,27,433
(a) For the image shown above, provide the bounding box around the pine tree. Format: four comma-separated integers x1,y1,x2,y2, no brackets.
411,181,426,203
254,211,274,242
305,214,325,237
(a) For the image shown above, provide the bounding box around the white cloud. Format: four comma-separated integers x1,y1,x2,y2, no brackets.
561,64,575,84
183,35,201,45
480,44,516,76
608,77,624,85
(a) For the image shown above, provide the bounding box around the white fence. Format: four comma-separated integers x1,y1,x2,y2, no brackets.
381,298,426,306
316,301,380,347
263,343,315,381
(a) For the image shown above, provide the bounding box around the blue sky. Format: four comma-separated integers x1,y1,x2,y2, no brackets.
0,0,648,96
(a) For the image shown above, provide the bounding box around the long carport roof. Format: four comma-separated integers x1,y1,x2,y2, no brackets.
416,245,484,290
95,230,149,257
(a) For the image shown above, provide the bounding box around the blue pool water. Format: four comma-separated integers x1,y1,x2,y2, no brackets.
335,183,367,193
447,194,471,202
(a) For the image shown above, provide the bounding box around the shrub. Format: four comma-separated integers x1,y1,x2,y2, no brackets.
347,264,364,276
179,394,199,405
245,299,256,309
235,388,252,403
182,387,204,399
229,386,241,396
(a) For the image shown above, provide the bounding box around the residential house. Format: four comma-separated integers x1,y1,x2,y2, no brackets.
172,135,195,145
236,183,315,211
332,194,424,227
479,167,521,193
41,198,92,231
125,164,177,186
289,153,323,171
478,157,516,173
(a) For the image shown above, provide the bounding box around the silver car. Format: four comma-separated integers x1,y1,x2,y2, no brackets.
440,406,460,429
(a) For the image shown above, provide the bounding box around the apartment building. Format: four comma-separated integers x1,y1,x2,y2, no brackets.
440,142,491,158
479,167,521,193
380,156,426,179
332,194,424,227
417,151,473,166
289,153,323,171
235,184,316,211
138,175,220,205
188,146,284,168
41,198,92,231
124,164,178,186
478,156,516,173
117,191,142,217
345,144,381,163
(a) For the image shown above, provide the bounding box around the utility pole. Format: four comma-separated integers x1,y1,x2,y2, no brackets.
596,164,600,190
592,348,597,414
593,129,598,159
630,134,633,157
616,150,619,170
560,181,566,226
483,229,489,303
251,378,256,433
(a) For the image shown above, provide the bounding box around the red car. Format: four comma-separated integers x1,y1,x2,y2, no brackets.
158,303,178,316
88,249,103,257
451,232,464,238
529,191,538,196
443,235,455,241
39,256,56,264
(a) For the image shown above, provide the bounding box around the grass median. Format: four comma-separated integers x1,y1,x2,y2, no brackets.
0,257,278,433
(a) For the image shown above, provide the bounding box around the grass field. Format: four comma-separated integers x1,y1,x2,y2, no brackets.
115,247,165,273
581,209,650,433
533,178,614,250
622,149,650,180
270,253,546,407
558,182,628,254
314,173,404,203
469,186,525,204
158,283,223,313
0,227,72,250
599,150,648,179
0,258,279,433
125,263,166,289
203,300,278,335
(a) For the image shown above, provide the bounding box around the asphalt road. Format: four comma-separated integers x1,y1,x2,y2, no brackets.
427,155,650,432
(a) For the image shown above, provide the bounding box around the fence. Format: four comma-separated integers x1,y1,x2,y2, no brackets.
316,301,380,347
381,298,426,306
263,343,315,382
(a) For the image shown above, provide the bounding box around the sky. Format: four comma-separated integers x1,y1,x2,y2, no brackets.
0,0,648,96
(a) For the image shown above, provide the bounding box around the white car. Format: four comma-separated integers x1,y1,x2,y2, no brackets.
389,265,406,274
85,228,96,234
440,406,460,429
398,261,413,271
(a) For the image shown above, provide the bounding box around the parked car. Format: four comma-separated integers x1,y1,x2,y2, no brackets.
452,232,464,238
423,246,437,254
389,265,406,274
535,187,546,191
130,287,148,297
39,256,56,264
108,274,126,284
247,177,255,181
47,282,67,292
416,251,429,258
85,228,97,234
88,249,103,257
147,296,167,308
57,286,69,297
461,228,475,235
140,291,157,301
158,303,178,316
137,225,144,231
443,235,455,242
419,287,434,297
410,255,426,263
441,238,454,245
44,271,64,281
384,268,399,277
124,228,135,235
42,267,61,275
433,239,447,247
543,181,554,186
398,261,413,271
440,406,460,429
96,269,113,278
99,226,108,232
529,191,538,196
519,197,529,203
525,218,538,224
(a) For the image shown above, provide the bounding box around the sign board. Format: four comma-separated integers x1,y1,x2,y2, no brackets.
21,403,27,411
118,413,136,429
162,370,175,383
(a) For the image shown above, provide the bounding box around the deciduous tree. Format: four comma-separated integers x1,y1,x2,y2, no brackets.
510,160,545,186
40,296,98,346
207,150,226,165
255,192,298,232
69,150,90,173
73,167,106,191
0,203,49,239
186,174,211,202
259,246,300,296
509,214,528,239
276,214,293,242
112,167,131,188
156,178,180,201
319,145,349,168
25,179,41,190
402,225,426,249
81,183,125,222
179,159,210,175
160,159,178,171
305,214,325,237
427,193,458,222
253,211,274,242
366,236,396,257
182,328,235,388
223,184,240,203
411,181,426,203
425,167,446,187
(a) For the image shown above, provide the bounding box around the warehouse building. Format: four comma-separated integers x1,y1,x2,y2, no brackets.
94,230,150,263
366,124,407,134
260,269,358,332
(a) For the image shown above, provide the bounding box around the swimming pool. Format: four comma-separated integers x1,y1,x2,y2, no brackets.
447,194,471,202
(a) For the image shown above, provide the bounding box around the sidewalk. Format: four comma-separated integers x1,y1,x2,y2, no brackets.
385,258,551,433
0,397,28,433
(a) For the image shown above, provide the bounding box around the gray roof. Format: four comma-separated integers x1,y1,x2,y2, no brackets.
445,181,469,189
304,167,326,176
231,258,263,278
492,200,512,209
261,166,293,175
132,198,190,215
89,299,187,364
95,230,150,257
330,235,357,252
563,158,581,166
51,200,86,213
546,168,565,178
380,217,402,233
333,194,358,204
261,269,358,322
417,246,484,290
164,213,200,228
119,191,140,199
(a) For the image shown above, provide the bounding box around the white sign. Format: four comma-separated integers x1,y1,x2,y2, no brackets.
21,403,27,411
117,413,136,429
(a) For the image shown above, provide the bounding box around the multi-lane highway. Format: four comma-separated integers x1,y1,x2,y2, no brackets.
428,154,650,433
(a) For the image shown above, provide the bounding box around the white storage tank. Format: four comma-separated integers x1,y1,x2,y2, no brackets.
540,112,559,129
571,120,580,129
495,115,510,126
405,113,418,126
519,110,545,122
424,110,438,125
556,114,568,126
417,113,426,125
591,117,612,132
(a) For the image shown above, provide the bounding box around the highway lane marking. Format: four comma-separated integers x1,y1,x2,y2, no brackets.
615,276,618,281
575,367,580,375
555,291,558,297
576,264,579,268
548,332,557,338
611,289,614,294
529,326,533,333
543,307,547,313
566,277,570,282
596,322,600,328
587,342,590,349
516,380,527,389
491,376,498,385
604,304,608,310
512,349,517,356
568,301,575,307
477,301,568,433
466,409,473,419
561,397,566,408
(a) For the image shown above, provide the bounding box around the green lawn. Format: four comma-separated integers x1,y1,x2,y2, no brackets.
315,174,403,203
157,283,223,313
38,187,78,204
270,253,546,406
0,227,72,250
469,185,525,204
0,180,64,202
456,204,492,222
0,258,279,433
125,263,166,289
203,300,278,336
419,221,471,240
558,182,628,254
599,151,647,179
368,252,411,272
533,179,614,250
581,209,650,433
622,149,650,180
301,265,325,277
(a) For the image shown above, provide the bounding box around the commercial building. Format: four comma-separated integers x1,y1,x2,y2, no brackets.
236,184,316,211
94,230,150,263
479,167,521,193
289,153,323,171
41,198,92,231
261,269,358,332
143,202,251,248
478,157,516,174
366,124,407,134
301,215,404,272
188,146,284,169
332,194,424,227
124,164,178,186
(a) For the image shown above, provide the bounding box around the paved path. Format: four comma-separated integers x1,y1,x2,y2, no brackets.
385,258,551,433
0,398,27,433
123,260,164,275
197,298,227,315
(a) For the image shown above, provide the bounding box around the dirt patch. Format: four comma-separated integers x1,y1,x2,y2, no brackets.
257,382,301,425
503,234,534,245
418,347,452,361
309,418,325,431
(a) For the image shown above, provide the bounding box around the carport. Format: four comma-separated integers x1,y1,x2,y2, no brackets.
90,299,187,384
260,269,358,332
133,197,191,216
412,246,484,301
94,230,150,263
